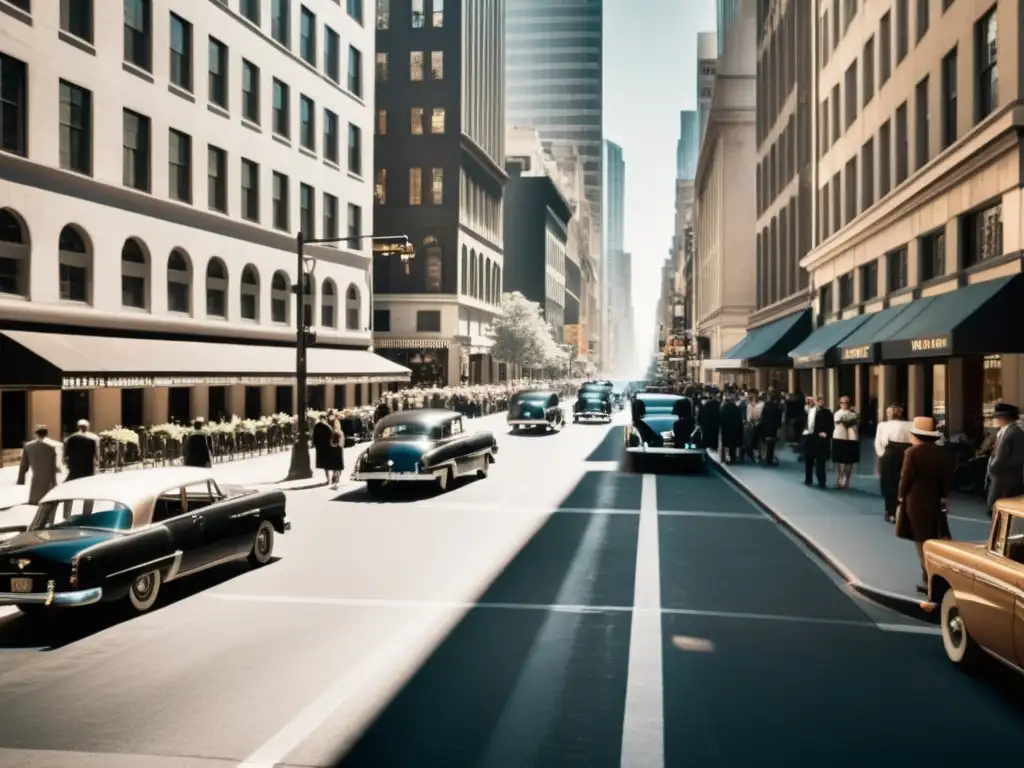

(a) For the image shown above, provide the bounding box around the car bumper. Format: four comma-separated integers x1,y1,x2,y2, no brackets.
351,469,440,482
575,412,611,419
0,586,103,607
626,446,706,456
508,419,550,426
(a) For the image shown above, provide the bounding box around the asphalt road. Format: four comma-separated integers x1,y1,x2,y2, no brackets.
0,410,1020,767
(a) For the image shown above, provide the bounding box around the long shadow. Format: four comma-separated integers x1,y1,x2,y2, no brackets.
331,470,642,767
583,425,626,462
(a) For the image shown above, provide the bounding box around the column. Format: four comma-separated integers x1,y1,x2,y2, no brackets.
877,365,897,424
260,385,276,417
946,358,965,434
28,390,61,435
227,385,245,419
143,387,169,426
826,368,838,405
90,388,122,432
853,366,864,416
907,363,926,418
323,384,336,411
190,385,210,421
787,369,796,392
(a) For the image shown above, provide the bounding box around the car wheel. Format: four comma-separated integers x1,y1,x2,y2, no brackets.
248,520,275,567
477,454,491,479
127,569,161,613
366,479,385,497
940,589,980,668
436,466,453,493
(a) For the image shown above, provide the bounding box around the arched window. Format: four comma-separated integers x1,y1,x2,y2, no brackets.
484,259,492,303
493,266,501,303
167,249,192,313
302,273,316,328
271,270,290,324
58,224,91,303
121,238,149,310
0,208,29,297
206,258,228,318
460,245,468,295
345,284,360,330
240,265,259,320
321,279,337,328
477,252,484,299
469,249,477,297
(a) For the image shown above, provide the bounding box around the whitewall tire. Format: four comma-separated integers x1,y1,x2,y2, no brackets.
248,520,275,567
437,467,453,493
940,589,979,667
128,569,161,613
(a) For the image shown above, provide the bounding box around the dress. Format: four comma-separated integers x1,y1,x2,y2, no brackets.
831,408,860,464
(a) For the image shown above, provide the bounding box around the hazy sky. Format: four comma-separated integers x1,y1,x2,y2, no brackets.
603,0,717,361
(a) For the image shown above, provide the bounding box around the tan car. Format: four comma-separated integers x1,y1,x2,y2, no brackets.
923,497,1024,671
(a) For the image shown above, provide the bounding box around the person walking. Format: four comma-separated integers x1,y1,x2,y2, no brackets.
804,395,832,488
63,419,100,481
759,391,783,466
183,419,213,467
16,425,62,504
312,411,342,488
896,417,954,593
719,392,743,464
874,403,913,523
831,396,859,488
985,402,1024,516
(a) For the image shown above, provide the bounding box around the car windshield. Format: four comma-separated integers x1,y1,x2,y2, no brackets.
512,393,549,405
375,422,442,440
31,499,133,532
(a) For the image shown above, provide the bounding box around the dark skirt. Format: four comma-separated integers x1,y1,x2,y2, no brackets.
831,437,860,464
316,443,344,471
879,441,910,515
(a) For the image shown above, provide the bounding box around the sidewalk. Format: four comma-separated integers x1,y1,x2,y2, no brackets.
710,439,992,619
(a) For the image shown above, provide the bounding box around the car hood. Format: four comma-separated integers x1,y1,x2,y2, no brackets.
0,527,122,564
361,439,432,472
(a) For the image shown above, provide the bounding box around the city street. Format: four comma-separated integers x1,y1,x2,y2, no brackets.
0,410,1020,768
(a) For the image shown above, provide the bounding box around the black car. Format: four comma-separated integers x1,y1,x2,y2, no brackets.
574,384,613,423
624,393,706,471
351,409,497,495
507,390,566,432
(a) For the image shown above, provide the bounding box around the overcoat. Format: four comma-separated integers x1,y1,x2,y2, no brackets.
986,422,1024,510
312,419,344,471
896,441,954,543
17,438,62,505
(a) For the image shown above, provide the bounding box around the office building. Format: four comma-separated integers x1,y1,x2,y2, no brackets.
603,139,629,371
697,31,718,141
677,110,699,180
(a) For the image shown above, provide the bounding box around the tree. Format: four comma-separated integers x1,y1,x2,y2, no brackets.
487,292,548,367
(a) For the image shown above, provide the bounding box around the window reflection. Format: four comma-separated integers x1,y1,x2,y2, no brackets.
982,354,1002,429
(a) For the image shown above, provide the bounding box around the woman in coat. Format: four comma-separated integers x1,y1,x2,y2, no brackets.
312,410,344,488
874,402,913,523
896,416,954,593
831,395,859,488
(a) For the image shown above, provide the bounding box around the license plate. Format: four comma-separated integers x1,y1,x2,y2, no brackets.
10,577,32,593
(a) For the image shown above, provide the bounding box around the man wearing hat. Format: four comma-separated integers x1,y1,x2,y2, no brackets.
64,419,101,481
16,425,61,504
986,402,1024,514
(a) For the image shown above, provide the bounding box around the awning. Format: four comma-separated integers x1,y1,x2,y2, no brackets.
787,314,870,369
0,331,410,390
879,275,1024,360
835,301,936,364
701,358,750,371
722,309,812,367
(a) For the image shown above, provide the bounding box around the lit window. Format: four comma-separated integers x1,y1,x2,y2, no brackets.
412,0,424,27
377,109,387,135
431,168,443,205
375,52,387,81
410,51,423,81
375,168,387,204
431,51,443,80
409,167,422,205
410,107,424,134
432,0,443,27
430,107,444,133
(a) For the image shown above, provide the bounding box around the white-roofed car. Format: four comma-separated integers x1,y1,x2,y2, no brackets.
0,467,289,616
624,392,707,472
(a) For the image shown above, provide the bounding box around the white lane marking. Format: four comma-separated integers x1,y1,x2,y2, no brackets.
657,509,771,519
875,622,941,635
620,474,664,768
947,514,990,524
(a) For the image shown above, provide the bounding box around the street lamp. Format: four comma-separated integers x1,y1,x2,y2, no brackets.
286,231,414,481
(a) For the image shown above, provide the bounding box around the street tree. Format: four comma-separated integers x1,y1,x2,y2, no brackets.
487,292,548,367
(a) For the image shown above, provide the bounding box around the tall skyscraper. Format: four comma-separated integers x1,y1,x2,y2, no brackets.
603,140,628,370
505,0,604,254
677,111,699,180
697,32,718,142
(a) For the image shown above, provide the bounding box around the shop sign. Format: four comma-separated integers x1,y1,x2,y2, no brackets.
840,345,871,362
793,353,824,366
909,336,949,353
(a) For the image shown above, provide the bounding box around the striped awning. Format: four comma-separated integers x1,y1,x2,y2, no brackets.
373,338,451,349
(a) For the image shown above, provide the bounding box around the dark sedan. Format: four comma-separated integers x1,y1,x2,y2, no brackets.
507,390,565,432
624,393,706,471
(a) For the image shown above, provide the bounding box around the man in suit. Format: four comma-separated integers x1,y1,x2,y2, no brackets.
760,391,784,466
63,419,100,481
183,419,214,468
16,425,62,504
804,395,833,488
986,402,1024,514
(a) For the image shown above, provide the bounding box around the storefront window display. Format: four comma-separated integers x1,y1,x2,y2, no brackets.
931,363,947,433
380,349,447,387
982,355,1003,429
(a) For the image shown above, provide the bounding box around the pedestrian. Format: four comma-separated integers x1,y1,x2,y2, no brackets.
719,392,743,464
759,390,783,466
16,425,62,504
804,395,832,488
374,397,391,424
183,419,213,467
984,402,1024,516
874,403,913,523
896,416,954,593
312,410,344,488
831,395,859,488
63,419,100,481
743,390,763,462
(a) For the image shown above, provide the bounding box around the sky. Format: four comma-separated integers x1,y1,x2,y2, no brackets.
603,0,717,364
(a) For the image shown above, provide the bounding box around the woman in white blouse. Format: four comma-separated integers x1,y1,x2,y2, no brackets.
875,402,914,522
831,396,860,488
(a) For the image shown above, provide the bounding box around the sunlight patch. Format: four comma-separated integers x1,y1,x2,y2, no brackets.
671,635,715,653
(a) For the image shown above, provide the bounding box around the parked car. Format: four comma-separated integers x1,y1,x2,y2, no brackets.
507,390,565,432
0,467,289,616
350,409,497,495
624,392,705,471
922,495,1024,672
340,411,375,447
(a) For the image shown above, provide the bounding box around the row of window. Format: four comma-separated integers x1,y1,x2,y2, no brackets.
375,107,446,136
371,309,443,334
755,0,799,144
375,50,445,82
460,246,501,304
373,168,444,206
376,0,445,30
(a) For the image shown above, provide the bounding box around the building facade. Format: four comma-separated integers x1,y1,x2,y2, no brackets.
373,0,506,387
677,110,700,180
603,139,628,371
697,32,719,141
795,0,1024,440
0,0,405,453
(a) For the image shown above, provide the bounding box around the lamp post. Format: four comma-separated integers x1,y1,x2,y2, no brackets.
287,231,414,481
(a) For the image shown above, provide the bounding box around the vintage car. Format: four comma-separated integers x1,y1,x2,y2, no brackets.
573,383,613,423
922,496,1024,672
351,409,497,495
506,390,566,431
340,410,375,447
0,467,289,616
624,392,705,470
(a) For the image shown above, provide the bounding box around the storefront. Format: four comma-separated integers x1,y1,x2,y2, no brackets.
374,342,450,387
708,308,812,391
788,313,871,418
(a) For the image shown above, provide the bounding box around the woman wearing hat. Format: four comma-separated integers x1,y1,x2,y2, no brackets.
985,402,1024,514
896,416,954,592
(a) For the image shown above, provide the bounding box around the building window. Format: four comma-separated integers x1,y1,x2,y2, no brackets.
347,203,361,248
962,201,1003,268
323,192,338,239
409,167,422,205
894,102,908,184
167,14,193,93
941,47,957,148
299,6,316,65
208,38,228,108
844,157,857,224
819,283,833,317
919,230,946,281
916,0,929,42
325,27,340,83
830,85,840,142
878,119,891,196
862,36,874,105
321,280,336,328
375,52,388,81
376,0,388,29
271,0,289,47
887,247,908,292
859,261,878,301
167,248,191,313
416,310,440,333
861,138,874,211
347,0,362,24
122,109,150,191
432,0,443,26
61,0,94,42
124,0,152,71
241,158,259,222
412,0,424,27
346,285,361,330
324,109,338,163
240,265,259,320
271,271,290,323
410,52,424,81
374,309,391,332
375,168,387,204
879,11,891,85
431,107,445,133
0,54,27,158
915,76,929,170
430,168,443,205
348,46,362,97
208,145,227,212
272,171,289,231
348,123,361,175
242,60,259,123
844,63,857,128
300,95,315,151
895,0,908,63
273,79,289,137
376,108,387,135
0,209,27,296
431,51,443,80
59,80,92,175
410,106,424,134
975,8,997,122
240,0,260,25
300,183,314,237
121,238,147,309
168,129,191,203
58,225,91,303
838,273,854,308
206,258,227,318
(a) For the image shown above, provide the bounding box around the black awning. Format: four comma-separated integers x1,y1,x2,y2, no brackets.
880,275,1024,360
787,314,870,368
723,309,812,367
836,300,935,364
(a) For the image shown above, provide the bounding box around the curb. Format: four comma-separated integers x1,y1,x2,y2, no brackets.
707,452,937,624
